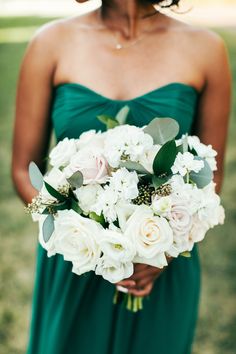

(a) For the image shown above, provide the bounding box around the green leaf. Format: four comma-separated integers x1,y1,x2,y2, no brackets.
107,119,119,129
97,115,119,130
89,212,106,226
67,171,83,189
153,140,177,176
44,182,67,202
144,117,179,145
70,199,82,214
180,251,191,258
115,105,130,125
97,114,115,125
42,214,55,243
189,157,213,188
119,161,149,174
152,175,169,189
29,161,44,191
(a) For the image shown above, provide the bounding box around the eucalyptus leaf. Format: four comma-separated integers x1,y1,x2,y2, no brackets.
44,182,67,202
120,161,149,174
29,161,44,191
115,105,130,125
189,157,213,188
144,117,179,145
153,140,177,176
67,171,83,189
42,214,55,243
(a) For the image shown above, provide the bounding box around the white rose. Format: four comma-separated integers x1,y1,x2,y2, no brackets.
115,202,138,232
76,130,105,150
95,256,134,283
171,152,204,176
124,205,173,267
49,138,77,168
38,215,57,257
64,147,109,184
189,215,209,243
98,228,135,262
75,184,103,214
54,210,102,274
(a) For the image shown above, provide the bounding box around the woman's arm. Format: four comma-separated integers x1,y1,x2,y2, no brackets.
192,32,232,194
12,25,60,204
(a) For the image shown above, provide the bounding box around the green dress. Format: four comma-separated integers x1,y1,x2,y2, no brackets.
26,82,201,354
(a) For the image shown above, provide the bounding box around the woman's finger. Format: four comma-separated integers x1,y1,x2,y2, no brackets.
116,279,136,288
128,282,153,297
130,267,162,282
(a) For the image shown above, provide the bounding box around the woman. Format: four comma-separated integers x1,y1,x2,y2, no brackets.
12,1,231,353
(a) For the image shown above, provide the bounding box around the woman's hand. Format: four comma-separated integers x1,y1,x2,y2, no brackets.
116,263,165,297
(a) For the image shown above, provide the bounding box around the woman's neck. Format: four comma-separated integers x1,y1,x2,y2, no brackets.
100,0,159,39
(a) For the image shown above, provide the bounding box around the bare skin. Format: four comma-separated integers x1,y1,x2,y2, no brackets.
12,0,232,297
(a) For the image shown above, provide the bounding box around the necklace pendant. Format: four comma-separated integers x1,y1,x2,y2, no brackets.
116,43,122,50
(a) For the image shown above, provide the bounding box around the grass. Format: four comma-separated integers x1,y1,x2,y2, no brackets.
0,17,235,354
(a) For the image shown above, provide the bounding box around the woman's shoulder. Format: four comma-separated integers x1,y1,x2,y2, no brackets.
168,15,226,55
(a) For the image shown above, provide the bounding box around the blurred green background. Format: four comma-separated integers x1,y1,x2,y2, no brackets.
0,1,236,353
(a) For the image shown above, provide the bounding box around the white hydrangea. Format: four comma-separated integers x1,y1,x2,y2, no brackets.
187,135,217,171
171,152,204,177
108,167,139,201
103,125,153,168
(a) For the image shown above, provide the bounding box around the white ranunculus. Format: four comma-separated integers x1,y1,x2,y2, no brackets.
75,184,103,214
152,196,172,216
103,125,153,168
138,144,161,174
98,228,136,262
38,215,57,257
49,138,77,168
171,152,204,176
187,135,217,171
95,256,134,283
76,130,105,150
64,147,109,184
41,167,68,202
109,167,139,201
124,205,173,267
54,210,102,274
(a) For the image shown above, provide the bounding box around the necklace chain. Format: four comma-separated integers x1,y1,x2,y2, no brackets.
78,7,160,51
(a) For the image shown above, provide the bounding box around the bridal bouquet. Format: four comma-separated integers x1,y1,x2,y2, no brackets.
26,106,224,311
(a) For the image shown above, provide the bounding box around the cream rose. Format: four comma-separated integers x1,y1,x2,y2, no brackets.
54,210,102,274
124,205,173,267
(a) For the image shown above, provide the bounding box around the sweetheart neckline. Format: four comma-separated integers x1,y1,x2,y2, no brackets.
54,81,200,103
